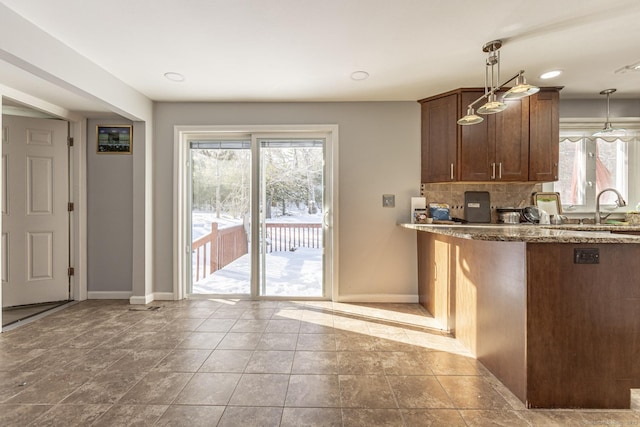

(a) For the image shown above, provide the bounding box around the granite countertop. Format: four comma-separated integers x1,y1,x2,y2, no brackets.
399,223,640,244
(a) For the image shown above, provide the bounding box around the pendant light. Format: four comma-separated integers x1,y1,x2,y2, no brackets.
457,106,484,125
503,74,540,99
477,94,508,114
593,88,626,137
458,40,540,126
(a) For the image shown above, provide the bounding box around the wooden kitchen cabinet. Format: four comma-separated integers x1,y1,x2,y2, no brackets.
421,92,458,182
459,90,529,181
417,232,453,330
417,230,640,409
529,89,560,181
419,87,561,183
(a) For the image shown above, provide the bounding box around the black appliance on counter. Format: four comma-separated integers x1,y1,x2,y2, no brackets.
464,191,491,223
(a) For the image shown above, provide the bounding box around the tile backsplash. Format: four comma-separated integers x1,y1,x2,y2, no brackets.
421,182,543,223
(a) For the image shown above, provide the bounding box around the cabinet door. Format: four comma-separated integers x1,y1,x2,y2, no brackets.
529,90,559,182
494,96,529,181
421,94,458,182
460,90,493,181
417,233,452,331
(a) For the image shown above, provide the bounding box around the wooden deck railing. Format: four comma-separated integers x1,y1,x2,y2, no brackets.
192,223,248,282
265,223,322,253
192,221,322,282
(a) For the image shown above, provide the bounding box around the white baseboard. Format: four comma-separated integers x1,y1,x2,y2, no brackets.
87,291,176,303
129,294,154,305
89,291,416,304
153,292,176,301
336,294,419,303
87,291,132,300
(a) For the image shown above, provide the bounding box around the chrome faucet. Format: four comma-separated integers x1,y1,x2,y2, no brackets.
595,188,627,224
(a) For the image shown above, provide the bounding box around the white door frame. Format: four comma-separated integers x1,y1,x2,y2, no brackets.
173,124,339,301
1,89,88,326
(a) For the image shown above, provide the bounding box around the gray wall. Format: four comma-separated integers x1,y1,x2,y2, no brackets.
87,119,134,293
86,97,640,299
153,102,421,300
560,99,640,118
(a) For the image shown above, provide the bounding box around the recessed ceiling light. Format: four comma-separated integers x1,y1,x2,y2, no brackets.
539,70,562,79
164,72,185,82
350,71,370,81
615,61,640,74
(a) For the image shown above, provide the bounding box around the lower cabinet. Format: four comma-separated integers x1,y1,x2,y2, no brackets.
417,231,640,408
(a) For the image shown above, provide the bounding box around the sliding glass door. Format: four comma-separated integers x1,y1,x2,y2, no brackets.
188,134,329,299
189,140,252,295
258,139,324,297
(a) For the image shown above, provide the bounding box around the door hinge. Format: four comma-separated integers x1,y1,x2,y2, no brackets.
67,137,74,147
68,202,74,212
68,267,75,276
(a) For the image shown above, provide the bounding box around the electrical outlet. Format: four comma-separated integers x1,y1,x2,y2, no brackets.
574,248,599,264
382,194,395,208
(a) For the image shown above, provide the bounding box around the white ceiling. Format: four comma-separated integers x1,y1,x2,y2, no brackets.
2,0,640,114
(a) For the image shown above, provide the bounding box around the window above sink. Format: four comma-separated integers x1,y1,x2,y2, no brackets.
544,120,640,215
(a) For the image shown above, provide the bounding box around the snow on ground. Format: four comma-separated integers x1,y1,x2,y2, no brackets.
191,208,324,296
192,247,323,296
191,212,244,240
265,211,322,224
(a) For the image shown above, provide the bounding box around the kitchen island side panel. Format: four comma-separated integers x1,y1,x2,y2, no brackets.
454,237,528,402
526,243,640,408
418,232,527,401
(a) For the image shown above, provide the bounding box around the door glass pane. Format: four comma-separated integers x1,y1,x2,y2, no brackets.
260,139,324,297
190,140,251,295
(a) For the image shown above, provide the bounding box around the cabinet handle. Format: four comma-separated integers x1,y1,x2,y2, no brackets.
450,163,454,180
498,163,503,179
491,163,496,180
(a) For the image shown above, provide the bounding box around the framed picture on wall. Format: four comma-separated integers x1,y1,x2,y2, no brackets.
97,125,132,154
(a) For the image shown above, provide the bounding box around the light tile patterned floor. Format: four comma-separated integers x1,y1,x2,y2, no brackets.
1,299,639,426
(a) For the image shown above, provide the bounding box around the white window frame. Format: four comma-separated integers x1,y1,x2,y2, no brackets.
545,119,640,215
173,124,339,301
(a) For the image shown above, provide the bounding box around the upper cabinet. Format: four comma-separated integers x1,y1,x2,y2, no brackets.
419,87,561,183
421,93,458,183
459,90,529,181
529,90,560,182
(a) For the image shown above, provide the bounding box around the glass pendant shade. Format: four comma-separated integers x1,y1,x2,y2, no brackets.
477,94,507,115
504,75,540,99
593,122,626,137
457,107,484,125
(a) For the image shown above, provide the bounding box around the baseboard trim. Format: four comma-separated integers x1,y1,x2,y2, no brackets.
129,294,154,305
153,292,175,301
87,291,132,300
336,294,419,303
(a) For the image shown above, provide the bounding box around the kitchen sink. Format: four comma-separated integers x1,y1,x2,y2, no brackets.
541,223,640,233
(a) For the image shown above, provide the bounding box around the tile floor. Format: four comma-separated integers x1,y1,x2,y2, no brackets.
1,301,71,327
1,299,639,426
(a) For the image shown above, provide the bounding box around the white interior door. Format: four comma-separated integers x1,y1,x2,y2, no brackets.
2,115,69,307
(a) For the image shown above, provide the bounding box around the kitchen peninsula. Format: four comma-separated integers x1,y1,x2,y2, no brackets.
402,223,640,409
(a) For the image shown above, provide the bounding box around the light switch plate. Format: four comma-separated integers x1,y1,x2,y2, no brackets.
382,194,395,208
